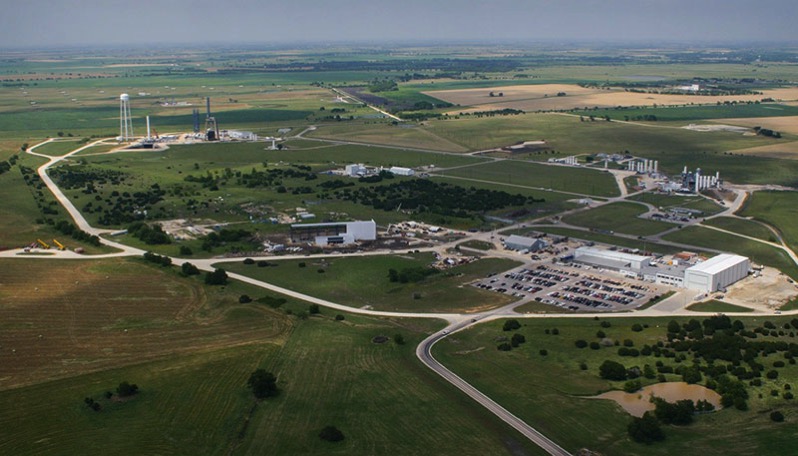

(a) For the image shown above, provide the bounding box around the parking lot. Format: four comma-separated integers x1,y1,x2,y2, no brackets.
474,262,665,312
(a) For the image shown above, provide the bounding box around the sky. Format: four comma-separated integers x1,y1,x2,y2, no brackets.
0,0,795,48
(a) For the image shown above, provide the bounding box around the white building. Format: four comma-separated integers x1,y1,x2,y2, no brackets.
573,246,650,272
345,164,367,177
684,254,749,292
290,220,377,246
388,166,415,176
227,130,258,141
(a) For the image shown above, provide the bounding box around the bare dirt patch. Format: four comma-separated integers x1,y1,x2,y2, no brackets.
711,116,798,135
722,267,798,311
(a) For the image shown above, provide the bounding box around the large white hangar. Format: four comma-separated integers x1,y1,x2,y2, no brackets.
684,254,750,293
290,220,377,246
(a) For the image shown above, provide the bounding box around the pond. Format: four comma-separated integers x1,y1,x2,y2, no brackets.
593,382,722,417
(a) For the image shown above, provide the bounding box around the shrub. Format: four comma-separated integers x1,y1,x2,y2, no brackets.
770,411,785,422
319,425,345,442
308,304,320,314
335,314,345,321
511,333,526,347
579,362,588,370
239,295,252,303
204,268,228,285
767,370,779,380
590,342,601,350
497,343,512,351
631,323,643,332
116,381,139,397
627,412,664,444
575,339,588,348
599,360,627,381
551,328,559,335
600,321,611,328
539,349,548,356
243,258,255,265
503,319,521,331
596,330,606,338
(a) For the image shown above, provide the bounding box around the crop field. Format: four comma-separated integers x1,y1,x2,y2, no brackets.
426,84,798,113
663,226,798,279
739,190,798,253
434,316,798,455
562,202,673,236
437,159,619,197
629,192,725,215
0,258,292,390
220,254,521,313
713,115,798,135
576,104,798,123
701,217,777,242
307,122,471,152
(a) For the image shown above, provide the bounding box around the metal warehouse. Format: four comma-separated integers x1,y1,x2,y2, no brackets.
504,234,548,252
573,246,650,272
290,220,377,246
683,254,750,292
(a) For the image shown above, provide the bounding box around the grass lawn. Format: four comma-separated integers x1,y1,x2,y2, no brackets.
663,226,798,279
702,217,777,242
687,300,754,313
219,254,521,313
562,202,674,236
434,316,798,455
30,139,83,156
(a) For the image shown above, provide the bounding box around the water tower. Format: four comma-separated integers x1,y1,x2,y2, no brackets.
119,93,134,141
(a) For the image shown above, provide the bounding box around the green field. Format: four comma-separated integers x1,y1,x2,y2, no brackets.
220,254,521,313
702,217,778,242
438,159,620,197
517,226,683,255
663,226,798,279
630,192,725,215
562,202,674,236
434,316,798,455
575,103,798,122
687,300,754,313
740,191,798,253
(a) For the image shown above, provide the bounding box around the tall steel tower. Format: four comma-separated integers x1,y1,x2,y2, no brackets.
119,93,134,141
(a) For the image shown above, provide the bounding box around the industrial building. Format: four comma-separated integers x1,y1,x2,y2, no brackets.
573,246,650,274
683,254,750,293
345,164,367,177
388,166,415,176
504,235,548,252
290,220,377,246
572,247,750,292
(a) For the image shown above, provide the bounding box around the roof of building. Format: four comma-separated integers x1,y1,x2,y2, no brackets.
505,234,539,246
686,254,748,275
574,254,637,271
291,220,375,229
575,246,650,264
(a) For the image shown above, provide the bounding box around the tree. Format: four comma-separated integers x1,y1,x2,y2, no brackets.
116,381,139,397
599,360,627,381
770,411,785,422
309,304,320,314
179,245,193,256
394,333,405,345
248,369,278,399
503,319,521,331
181,262,200,276
205,268,228,285
239,295,252,304
319,425,345,442
628,412,665,444
511,333,526,347
575,339,588,348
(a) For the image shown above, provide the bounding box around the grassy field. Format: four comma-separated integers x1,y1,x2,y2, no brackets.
740,190,798,253
630,192,725,215
687,300,754,313
702,216,778,242
562,202,674,236
434,316,798,455
663,226,798,279
574,103,798,122
220,254,521,313
29,139,83,156
438,159,619,197
516,226,683,255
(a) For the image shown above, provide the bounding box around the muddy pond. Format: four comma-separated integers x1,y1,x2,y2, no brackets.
593,382,722,417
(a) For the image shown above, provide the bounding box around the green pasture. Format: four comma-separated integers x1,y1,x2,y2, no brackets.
740,190,798,253
434,316,798,455
562,202,674,236
701,217,778,242
437,159,620,197
663,226,798,279
29,139,83,156
220,254,521,313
